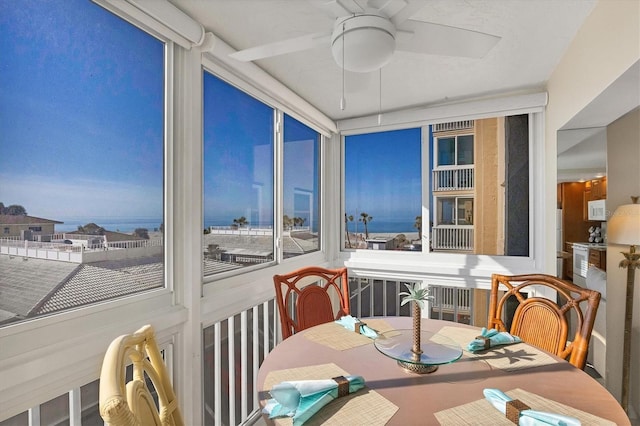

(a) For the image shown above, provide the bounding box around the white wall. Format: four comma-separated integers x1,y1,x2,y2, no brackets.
546,0,640,416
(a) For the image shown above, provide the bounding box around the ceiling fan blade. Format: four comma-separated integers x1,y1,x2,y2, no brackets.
308,0,360,17
389,0,427,26
229,32,331,62
366,0,406,18
396,20,501,59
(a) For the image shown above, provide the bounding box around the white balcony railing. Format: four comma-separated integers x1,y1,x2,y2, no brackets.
432,226,474,251
432,166,475,191
3,277,476,426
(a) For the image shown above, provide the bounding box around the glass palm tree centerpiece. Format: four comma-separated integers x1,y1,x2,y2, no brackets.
374,283,462,374
400,283,436,373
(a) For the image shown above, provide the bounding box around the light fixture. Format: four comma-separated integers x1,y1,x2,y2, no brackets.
607,195,640,414
331,14,396,73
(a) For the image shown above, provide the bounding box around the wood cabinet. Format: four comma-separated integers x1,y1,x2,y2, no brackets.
559,182,591,245
564,243,574,280
591,177,607,200
589,248,606,271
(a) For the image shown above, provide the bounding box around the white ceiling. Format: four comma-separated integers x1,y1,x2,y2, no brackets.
170,0,598,121
169,0,638,182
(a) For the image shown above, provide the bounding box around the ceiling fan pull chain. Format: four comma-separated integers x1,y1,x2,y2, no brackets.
378,67,382,125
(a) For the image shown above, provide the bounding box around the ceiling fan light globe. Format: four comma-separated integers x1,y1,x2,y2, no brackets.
331,14,396,73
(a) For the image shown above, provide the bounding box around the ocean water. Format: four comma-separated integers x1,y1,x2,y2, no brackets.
54,217,163,233
53,217,417,234
346,220,419,234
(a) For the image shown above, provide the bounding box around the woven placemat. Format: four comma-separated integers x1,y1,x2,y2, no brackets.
262,363,398,425
303,319,396,350
434,387,617,425
438,326,557,371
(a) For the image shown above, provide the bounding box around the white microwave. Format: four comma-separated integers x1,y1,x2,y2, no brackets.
588,199,607,221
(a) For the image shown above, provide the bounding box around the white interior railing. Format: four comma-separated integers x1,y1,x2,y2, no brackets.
1,277,476,426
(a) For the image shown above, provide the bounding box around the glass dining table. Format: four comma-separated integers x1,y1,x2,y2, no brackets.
257,316,630,425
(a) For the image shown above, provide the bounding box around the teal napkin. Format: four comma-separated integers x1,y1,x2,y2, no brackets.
467,327,521,352
263,375,365,426
483,388,581,425
335,315,378,338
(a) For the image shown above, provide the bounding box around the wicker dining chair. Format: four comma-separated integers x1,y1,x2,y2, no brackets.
99,325,183,426
273,266,350,339
488,273,601,370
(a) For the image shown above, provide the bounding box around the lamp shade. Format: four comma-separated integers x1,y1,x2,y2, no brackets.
607,203,640,246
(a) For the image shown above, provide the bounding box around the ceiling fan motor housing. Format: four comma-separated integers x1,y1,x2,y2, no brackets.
331,14,396,73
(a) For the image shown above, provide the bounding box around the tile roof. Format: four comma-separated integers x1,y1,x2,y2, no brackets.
0,253,163,324
0,254,80,319
204,233,319,256
203,259,244,275
35,258,164,314
0,214,63,225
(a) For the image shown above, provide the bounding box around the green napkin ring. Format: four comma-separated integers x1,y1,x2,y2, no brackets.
332,376,350,398
505,399,530,424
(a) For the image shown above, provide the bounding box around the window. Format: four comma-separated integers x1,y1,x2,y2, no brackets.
436,197,473,226
0,0,165,326
344,128,422,251
283,114,320,258
203,72,275,275
436,135,474,166
429,115,529,255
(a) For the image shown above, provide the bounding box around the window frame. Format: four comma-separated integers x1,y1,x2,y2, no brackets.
338,98,547,282
0,3,177,419
200,61,329,286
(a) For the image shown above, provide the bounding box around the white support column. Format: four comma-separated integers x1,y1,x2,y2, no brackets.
28,406,40,426
69,388,81,426
172,40,204,426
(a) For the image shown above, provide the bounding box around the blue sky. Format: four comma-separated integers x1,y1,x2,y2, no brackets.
345,128,422,229
0,0,164,220
0,0,421,233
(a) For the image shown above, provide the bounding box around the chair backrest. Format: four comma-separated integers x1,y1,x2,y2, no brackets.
99,325,183,426
273,266,350,339
489,273,601,370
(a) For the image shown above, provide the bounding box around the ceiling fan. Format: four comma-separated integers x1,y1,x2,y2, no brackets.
228,0,501,73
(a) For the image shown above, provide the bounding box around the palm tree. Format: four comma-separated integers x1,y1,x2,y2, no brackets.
414,215,422,239
232,216,249,229
399,283,434,359
359,212,372,239
344,213,354,247
283,215,293,230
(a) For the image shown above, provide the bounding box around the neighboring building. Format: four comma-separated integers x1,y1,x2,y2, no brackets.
0,214,63,239
366,237,395,250
431,118,508,255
